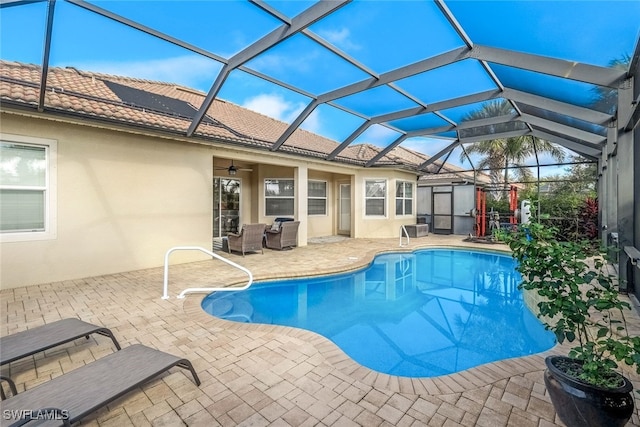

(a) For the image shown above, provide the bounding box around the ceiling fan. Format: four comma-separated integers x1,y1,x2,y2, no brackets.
214,160,253,176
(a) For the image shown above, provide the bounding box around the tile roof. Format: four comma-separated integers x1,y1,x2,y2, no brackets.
386,145,492,184
0,60,479,181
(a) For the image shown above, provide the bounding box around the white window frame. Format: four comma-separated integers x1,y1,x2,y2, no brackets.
364,178,387,218
1,134,57,243
264,178,295,217
308,180,327,216
395,180,414,216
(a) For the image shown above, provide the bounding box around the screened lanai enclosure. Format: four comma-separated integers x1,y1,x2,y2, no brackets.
1,0,639,296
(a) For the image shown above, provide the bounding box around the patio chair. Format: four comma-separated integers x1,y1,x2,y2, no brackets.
227,223,266,256
265,221,300,250
1,318,122,367
0,344,200,427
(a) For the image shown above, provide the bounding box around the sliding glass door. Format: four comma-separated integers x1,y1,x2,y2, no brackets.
213,178,241,239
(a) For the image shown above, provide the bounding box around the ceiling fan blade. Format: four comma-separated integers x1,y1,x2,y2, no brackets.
214,161,253,173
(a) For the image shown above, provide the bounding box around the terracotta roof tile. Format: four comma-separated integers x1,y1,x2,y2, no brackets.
0,60,471,175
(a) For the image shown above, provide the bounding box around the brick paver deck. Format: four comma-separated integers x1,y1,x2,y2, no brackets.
2,236,639,426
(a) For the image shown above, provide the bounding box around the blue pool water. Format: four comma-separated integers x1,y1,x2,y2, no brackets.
201,249,555,378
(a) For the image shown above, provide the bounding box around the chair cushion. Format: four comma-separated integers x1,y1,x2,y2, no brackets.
274,217,294,223
271,221,281,231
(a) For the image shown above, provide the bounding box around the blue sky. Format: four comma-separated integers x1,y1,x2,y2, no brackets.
1,0,639,176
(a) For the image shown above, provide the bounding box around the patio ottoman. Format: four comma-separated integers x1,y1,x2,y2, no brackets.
405,224,429,238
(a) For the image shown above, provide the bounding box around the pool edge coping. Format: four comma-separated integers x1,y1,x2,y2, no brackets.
182,241,564,396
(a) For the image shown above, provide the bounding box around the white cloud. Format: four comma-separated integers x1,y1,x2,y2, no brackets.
241,93,332,137
403,136,456,155
318,27,361,51
299,110,322,134
358,125,401,147
243,93,290,120
538,165,568,178
242,93,315,124
72,55,221,92
249,50,319,75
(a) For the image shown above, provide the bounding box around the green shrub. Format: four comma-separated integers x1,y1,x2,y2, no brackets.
508,216,640,389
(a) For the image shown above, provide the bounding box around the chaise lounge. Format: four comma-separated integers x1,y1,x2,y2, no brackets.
1,318,119,402
0,318,122,368
0,344,201,427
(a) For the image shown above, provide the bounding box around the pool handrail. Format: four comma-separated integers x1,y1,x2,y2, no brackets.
399,225,410,247
162,246,253,299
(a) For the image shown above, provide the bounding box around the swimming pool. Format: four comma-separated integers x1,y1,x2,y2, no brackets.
201,248,555,378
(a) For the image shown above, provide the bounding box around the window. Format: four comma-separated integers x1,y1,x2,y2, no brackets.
396,181,413,215
0,135,57,242
308,180,327,216
365,179,386,216
264,179,294,216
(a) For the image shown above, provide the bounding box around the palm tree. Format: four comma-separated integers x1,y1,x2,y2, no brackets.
459,100,565,199
591,54,630,114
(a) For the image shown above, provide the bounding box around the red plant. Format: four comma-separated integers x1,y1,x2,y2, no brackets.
579,197,598,239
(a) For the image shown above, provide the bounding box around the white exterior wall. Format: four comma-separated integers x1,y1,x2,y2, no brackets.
1,113,419,289
353,170,418,238
307,170,337,238
1,114,214,289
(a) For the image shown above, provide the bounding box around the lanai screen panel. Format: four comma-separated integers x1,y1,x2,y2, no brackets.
0,0,639,174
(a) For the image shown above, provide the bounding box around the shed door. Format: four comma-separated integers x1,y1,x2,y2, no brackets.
432,189,453,234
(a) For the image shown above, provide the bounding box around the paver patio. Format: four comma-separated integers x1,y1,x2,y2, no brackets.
2,236,639,426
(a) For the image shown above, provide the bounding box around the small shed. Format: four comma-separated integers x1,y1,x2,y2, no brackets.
417,169,491,235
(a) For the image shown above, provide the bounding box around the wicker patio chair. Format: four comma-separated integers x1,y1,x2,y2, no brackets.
227,223,266,256
265,221,300,250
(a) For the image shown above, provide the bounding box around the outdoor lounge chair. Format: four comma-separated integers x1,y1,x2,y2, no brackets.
0,318,122,368
265,221,300,250
0,344,201,427
0,376,17,401
227,223,266,256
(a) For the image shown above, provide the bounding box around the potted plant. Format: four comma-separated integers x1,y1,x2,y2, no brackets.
507,217,640,427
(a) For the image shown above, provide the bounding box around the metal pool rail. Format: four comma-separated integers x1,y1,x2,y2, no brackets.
399,225,410,247
162,246,253,299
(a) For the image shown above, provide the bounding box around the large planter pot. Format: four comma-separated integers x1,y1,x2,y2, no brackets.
544,355,635,427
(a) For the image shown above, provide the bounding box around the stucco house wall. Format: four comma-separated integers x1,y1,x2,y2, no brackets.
307,170,337,238
352,170,418,238
1,112,419,289
1,113,214,289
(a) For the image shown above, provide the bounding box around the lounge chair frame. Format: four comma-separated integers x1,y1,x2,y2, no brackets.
1,318,122,367
0,375,17,400
0,344,200,427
